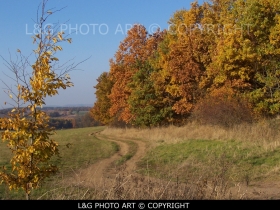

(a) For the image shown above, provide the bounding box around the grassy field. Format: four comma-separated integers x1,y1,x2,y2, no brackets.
2,121,280,199
102,121,280,185
137,139,280,184
0,126,118,199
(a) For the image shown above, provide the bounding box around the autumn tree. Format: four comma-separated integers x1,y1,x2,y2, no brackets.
241,0,280,116
206,0,280,117
90,72,114,125
148,2,219,124
146,36,175,125
0,0,75,199
109,24,163,124
124,29,170,127
167,6,205,117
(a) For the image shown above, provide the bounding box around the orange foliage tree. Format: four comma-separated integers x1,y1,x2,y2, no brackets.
109,24,164,123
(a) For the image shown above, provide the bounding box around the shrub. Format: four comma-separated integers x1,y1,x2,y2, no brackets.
192,89,254,128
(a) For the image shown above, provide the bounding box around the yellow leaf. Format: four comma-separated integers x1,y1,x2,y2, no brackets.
17,49,21,53
52,37,57,44
51,57,59,61
9,94,13,98
67,38,72,43
58,33,63,41
56,46,62,51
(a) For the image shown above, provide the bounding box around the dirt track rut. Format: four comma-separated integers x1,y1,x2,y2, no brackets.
63,132,147,188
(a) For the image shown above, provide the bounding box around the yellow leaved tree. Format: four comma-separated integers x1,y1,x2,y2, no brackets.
0,0,76,200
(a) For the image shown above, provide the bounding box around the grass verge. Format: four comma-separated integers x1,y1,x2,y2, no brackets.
0,126,119,200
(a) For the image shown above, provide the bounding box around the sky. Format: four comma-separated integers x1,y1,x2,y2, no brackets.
0,0,205,108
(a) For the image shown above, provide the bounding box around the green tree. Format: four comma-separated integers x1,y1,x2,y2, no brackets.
128,60,171,127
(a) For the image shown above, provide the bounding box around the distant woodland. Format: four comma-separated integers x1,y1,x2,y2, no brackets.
90,0,280,128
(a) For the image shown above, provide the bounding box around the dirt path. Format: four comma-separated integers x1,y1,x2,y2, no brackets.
63,132,280,200
62,132,146,189
98,134,147,173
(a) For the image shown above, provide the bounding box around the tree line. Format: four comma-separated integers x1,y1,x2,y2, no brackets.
90,0,280,127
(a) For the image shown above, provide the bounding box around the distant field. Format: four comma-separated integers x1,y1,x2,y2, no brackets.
0,126,118,199
75,111,89,116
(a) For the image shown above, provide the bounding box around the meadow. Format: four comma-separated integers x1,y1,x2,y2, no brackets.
0,126,117,199
101,120,280,199
1,120,280,199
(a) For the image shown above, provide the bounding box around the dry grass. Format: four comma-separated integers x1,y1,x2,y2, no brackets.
37,160,247,200
101,121,280,151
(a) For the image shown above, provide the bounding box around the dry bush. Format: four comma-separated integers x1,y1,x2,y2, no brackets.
191,93,254,128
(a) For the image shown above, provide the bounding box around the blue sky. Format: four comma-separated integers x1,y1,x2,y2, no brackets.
0,0,204,108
